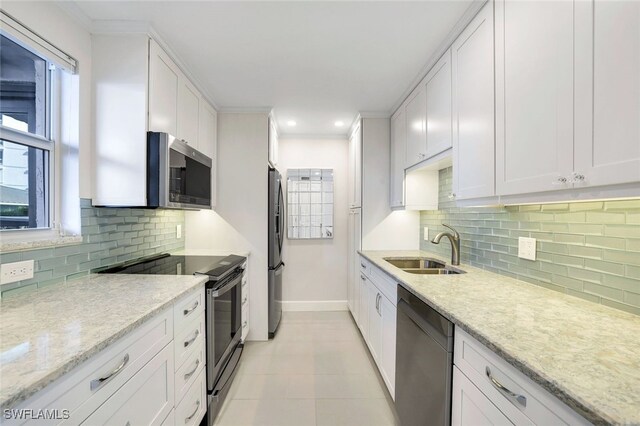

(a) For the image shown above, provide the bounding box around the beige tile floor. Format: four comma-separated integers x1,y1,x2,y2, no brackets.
214,311,399,426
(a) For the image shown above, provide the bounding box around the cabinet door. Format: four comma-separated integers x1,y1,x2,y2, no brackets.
177,76,200,148
347,211,355,315
148,39,179,135
358,272,368,340
452,1,495,200
405,86,427,167
198,101,217,207
452,367,513,426
379,294,396,399
268,118,279,166
495,0,575,195
367,283,382,363
348,123,362,208
574,0,640,187
390,109,406,208
425,50,453,158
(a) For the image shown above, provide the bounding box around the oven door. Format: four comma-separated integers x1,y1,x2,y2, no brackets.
206,270,242,390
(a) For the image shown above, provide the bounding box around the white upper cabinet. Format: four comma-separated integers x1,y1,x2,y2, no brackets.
93,35,217,207
405,86,427,168
198,101,217,207
149,39,179,136
349,122,362,208
268,117,279,166
452,1,495,200
177,77,201,148
390,108,406,208
495,0,575,196
574,0,640,188
425,50,453,158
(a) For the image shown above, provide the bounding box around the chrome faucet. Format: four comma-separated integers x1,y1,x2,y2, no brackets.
431,224,461,266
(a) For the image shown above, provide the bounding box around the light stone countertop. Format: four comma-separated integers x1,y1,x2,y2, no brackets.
359,250,640,426
0,273,208,410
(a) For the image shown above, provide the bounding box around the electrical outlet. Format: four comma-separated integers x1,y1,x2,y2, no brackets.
177,224,182,239
1,260,35,285
518,237,537,261
423,227,429,241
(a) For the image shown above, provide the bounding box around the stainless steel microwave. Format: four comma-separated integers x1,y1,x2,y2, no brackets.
147,132,213,209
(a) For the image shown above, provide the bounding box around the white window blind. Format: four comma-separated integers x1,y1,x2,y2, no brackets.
0,10,77,74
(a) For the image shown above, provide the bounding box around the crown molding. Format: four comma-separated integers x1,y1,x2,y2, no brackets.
389,0,487,116
218,107,273,114
54,1,93,32
359,111,391,119
278,133,348,140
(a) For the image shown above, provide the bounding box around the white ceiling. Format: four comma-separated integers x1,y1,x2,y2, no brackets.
70,1,473,136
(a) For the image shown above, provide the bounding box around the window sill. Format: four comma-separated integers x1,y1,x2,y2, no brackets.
0,234,83,253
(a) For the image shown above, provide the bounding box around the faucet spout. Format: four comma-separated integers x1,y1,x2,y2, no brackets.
430,223,461,266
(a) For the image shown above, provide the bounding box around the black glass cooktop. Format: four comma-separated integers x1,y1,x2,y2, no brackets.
96,253,245,280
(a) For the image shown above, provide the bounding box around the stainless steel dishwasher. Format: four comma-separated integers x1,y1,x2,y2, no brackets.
396,285,454,426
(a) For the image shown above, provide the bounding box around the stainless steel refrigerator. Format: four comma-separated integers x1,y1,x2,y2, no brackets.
268,167,284,338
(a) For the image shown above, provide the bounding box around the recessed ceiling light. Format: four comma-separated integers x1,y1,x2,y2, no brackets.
287,120,297,127
334,121,344,127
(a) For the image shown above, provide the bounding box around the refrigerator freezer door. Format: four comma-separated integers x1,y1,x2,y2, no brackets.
269,168,283,268
268,263,283,338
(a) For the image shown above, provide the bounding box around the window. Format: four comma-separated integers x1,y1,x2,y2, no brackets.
0,32,54,231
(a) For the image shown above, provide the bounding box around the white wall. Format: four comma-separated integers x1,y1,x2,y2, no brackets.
185,113,269,340
362,117,420,250
277,137,349,310
2,2,92,199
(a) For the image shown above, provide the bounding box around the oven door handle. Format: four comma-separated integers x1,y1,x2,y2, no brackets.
210,275,242,297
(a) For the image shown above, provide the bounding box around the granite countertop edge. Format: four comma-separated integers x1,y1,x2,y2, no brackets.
358,250,625,426
0,274,208,411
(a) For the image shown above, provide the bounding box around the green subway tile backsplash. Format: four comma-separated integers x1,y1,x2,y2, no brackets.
0,199,184,297
420,167,640,316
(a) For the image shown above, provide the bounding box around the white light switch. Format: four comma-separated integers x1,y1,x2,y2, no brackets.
518,237,537,261
177,224,182,239
423,227,429,241
1,260,35,285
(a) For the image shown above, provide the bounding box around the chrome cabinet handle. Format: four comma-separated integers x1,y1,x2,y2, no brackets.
183,300,199,316
553,176,568,185
184,359,200,380
570,172,585,183
360,262,366,268
243,320,247,327
486,367,527,407
242,296,248,305
360,275,366,281
184,329,200,348
185,400,200,423
90,354,129,391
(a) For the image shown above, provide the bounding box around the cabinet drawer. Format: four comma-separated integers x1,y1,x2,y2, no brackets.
454,328,588,425
174,287,205,334
12,309,173,426
452,366,513,426
175,368,206,426
359,256,370,276
175,314,205,370
368,264,398,307
81,343,174,426
175,339,205,405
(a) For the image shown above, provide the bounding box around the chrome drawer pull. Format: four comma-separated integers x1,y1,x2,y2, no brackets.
184,329,200,348
486,367,527,407
243,296,248,305
184,359,200,380
360,263,366,268
185,400,200,423
90,354,129,391
183,300,199,316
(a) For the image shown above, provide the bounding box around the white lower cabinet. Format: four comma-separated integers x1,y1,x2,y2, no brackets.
355,256,397,399
10,286,207,426
453,328,589,426
452,366,512,426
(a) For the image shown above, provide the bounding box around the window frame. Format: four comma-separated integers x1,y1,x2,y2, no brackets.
0,29,60,240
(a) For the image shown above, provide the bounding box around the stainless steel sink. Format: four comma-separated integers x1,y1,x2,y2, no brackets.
384,258,446,269
402,268,464,275
383,257,466,275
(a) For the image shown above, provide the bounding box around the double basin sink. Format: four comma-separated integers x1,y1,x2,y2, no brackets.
384,257,466,275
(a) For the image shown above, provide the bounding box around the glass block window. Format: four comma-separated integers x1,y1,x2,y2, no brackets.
287,168,333,239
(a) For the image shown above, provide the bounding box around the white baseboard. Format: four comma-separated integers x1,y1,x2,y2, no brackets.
282,300,348,312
